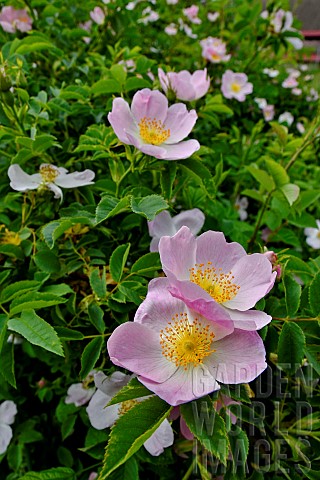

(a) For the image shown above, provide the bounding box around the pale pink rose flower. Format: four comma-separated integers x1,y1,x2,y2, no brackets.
86,371,174,455
79,20,92,44
167,0,178,4
107,88,200,161
260,10,269,19
200,37,231,63
107,277,267,406
0,400,17,455
304,220,320,249
0,6,32,33
263,250,281,279
262,68,279,78
282,75,299,89
139,7,159,24
296,122,305,134
262,104,275,121
158,68,210,101
183,5,201,24
8,164,95,201
165,23,178,35
88,473,98,480
221,70,253,102
270,9,303,49
278,111,294,126
306,88,319,102
254,98,267,109
90,7,105,25
235,197,248,220
178,18,197,38
148,208,205,252
65,383,95,407
159,226,276,330
291,88,302,96
207,12,220,22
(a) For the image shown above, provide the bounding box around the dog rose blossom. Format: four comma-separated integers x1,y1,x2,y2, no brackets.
108,88,200,160
158,68,210,101
148,208,205,252
200,37,231,63
304,220,320,249
221,70,253,102
0,400,17,455
8,164,95,201
159,226,276,330
0,6,32,33
107,278,267,406
86,371,174,455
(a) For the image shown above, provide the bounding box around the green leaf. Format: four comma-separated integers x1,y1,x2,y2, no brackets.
160,162,177,200
179,158,216,198
0,280,41,303
9,292,67,315
228,426,249,476
131,252,161,275
95,196,130,224
130,195,168,221
283,274,301,317
89,266,107,299
124,77,152,92
80,337,104,379
42,221,73,249
54,327,84,340
180,396,229,465
0,314,8,354
108,377,153,406
0,340,16,387
298,466,320,480
34,251,61,273
18,467,76,480
91,79,122,95
280,183,300,206
309,271,320,316
8,310,64,356
99,396,171,478
107,457,139,480
278,322,306,374
110,64,127,85
15,35,62,56
264,158,289,187
109,244,131,283
246,165,275,192
88,302,106,334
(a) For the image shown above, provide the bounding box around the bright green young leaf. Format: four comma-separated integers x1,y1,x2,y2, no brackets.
99,396,172,478
130,252,161,275
283,274,301,317
264,158,289,187
80,336,104,379
125,77,152,92
110,64,127,85
309,271,320,316
280,183,300,206
8,310,64,357
298,466,320,480
246,166,275,192
91,79,122,95
107,377,153,406
278,321,306,374
109,244,131,283
130,195,168,221
180,396,229,465
9,292,67,315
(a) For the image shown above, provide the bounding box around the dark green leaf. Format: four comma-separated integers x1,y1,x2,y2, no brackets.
0,340,16,387
130,195,168,221
0,280,41,303
278,322,306,374
107,377,153,406
95,196,130,224
80,336,104,379
89,266,107,299
283,274,301,317
9,292,67,315
88,302,106,334
109,244,130,283
18,467,76,480
309,271,320,316
130,252,161,275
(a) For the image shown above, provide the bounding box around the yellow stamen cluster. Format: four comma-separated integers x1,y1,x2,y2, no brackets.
211,53,222,61
40,164,59,183
138,116,170,145
160,313,215,369
231,83,241,93
118,399,139,416
189,262,240,303
0,225,21,246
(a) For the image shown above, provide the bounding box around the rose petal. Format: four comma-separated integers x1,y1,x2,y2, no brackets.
159,226,197,281
0,423,13,455
86,390,119,429
0,400,17,425
172,208,205,235
143,418,174,456
8,165,41,191
55,170,95,188
131,89,168,123
108,97,138,144
226,309,272,330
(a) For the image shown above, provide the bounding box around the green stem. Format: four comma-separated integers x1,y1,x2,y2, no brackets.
247,190,273,251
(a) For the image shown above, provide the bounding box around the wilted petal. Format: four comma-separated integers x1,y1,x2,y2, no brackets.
143,418,174,455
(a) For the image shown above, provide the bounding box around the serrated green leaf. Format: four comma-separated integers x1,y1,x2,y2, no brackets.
309,271,320,316
160,162,177,200
130,195,168,221
34,250,61,273
99,396,171,479
89,266,107,299
283,275,301,317
0,340,16,387
54,327,84,340
280,183,300,206
125,77,152,92
42,221,73,249
0,280,41,303
0,314,8,354
95,196,130,224
107,377,153,406
131,252,161,275
228,426,249,475
91,79,122,95
88,302,106,333
18,467,76,480
8,310,64,356
247,166,275,192
9,292,67,315
80,336,104,379
107,457,139,480
278,322,306,374
180,396,229,465
264,158,289,187
109,244,130,283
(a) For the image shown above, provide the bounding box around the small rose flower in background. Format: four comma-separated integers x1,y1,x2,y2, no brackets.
207,12,220,22
107,277,267,406
304,220,320,249
88,473,98,480
296,121,305,134
86,371,174,456
8,164,95,201
158,68,210,101
235,197,248,221
269,9,303,49
221,70,253,102
148,208,205,252
108,88,200,160
282,75,299,89
138,7,159,25
262,67,279,78
164,23,178,35
278,111,294,126
0,6,32,33
0,400,17,455
90,7,105,25
183,5,201,24
200,37,231,63
65,372,96,407
159,226,276,330
262,104,275,121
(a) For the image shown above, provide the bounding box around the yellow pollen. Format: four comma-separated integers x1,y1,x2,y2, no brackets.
160,313,215,369
40,164,59,183
211,53,222,61
138,116,170,145
119,399,139,416
0,226,21,246
317,231,320,239
189,262,240,303
231,83,241,93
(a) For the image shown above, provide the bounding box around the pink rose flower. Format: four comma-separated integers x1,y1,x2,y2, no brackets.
90,6,105,25
148,208,205,252
159,226,276,330
183,5,201,24
107,277,267,406
262,104,275,122
304,220,320,249
108,89,200,160
158,68,210,101
0,400,17,455
221,70,253,102
0,6,32,33
200,37,231,63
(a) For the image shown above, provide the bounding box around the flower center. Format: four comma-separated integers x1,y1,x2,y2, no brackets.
317,231,320,239
138,117,170,145
211,53,222,61
231,83,241,93
189,262,240,303
160,313,215,369
0,227,21,246
119,399,139,416
40,164,59,183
